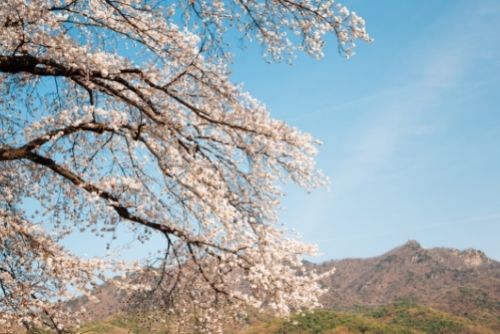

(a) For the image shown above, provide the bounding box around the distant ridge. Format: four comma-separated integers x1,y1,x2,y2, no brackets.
315,240,500,330
75,241,500,331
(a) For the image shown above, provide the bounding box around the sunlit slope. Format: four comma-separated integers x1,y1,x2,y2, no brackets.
262,303,496,334
75,303,495,334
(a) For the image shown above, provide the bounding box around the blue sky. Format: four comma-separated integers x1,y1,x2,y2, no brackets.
229,0,500,260
60,0,500,262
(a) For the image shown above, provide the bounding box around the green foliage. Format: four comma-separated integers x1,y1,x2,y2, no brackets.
242,302,494,334
274,310,409,334
371,304,465,333
35,302,494,334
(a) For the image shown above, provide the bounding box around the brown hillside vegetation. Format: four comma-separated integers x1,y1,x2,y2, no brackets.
315,240,500,331
63,241,499,333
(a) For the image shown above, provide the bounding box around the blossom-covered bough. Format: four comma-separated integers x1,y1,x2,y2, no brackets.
0,0,370,332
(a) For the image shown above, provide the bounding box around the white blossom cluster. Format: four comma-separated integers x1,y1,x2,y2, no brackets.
179,0,371,60
0,0,369,332
0,209,118,333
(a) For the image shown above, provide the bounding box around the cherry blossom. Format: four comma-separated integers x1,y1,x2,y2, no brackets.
0,0,369,332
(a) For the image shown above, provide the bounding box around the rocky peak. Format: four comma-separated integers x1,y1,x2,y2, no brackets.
404,239,421,249
460,248,487,267
394,240,422,254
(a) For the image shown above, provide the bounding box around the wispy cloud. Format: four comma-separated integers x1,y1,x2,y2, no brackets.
287,1,500,246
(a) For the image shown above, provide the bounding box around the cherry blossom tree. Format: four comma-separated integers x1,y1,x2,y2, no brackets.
0,0,370,332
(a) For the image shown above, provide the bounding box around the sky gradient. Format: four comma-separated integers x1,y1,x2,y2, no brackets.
230,0,500,261
59,0,500,262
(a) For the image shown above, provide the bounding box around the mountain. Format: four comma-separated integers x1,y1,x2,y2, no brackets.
314,240,500,330
73,241,500,332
